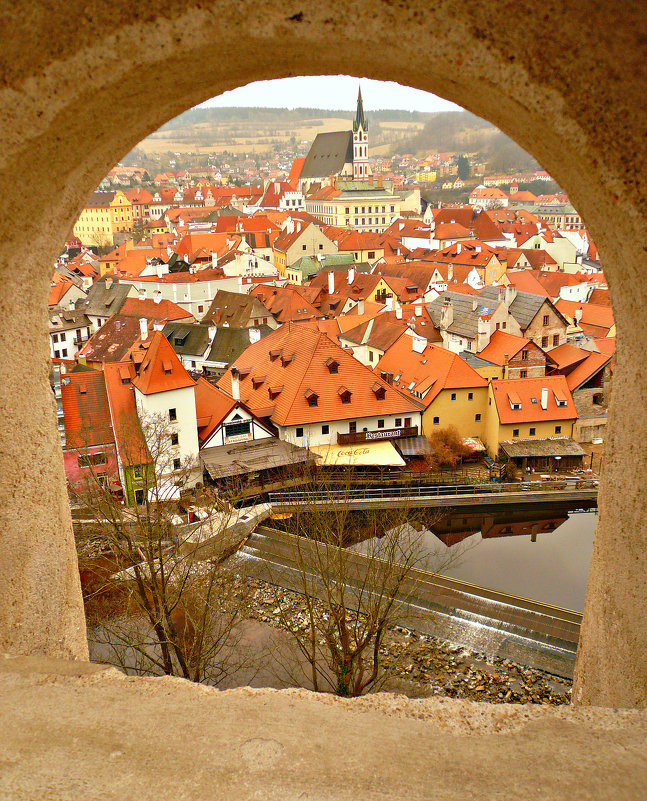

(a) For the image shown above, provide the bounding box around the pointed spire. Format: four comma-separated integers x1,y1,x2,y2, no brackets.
353,86,368,132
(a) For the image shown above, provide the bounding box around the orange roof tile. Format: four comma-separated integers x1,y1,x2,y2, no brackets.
130,332,196,395
479,330,533,365
103,362,149,466
217,323,420,426
490,376,577,425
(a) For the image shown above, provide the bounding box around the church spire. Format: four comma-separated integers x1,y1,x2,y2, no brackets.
353,86,368,133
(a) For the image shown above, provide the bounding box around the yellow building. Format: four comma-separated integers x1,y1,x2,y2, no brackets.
305,179,403,233
73,190,133,247
484,375,578,457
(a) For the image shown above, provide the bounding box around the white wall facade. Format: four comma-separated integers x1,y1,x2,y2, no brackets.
278,410,423,449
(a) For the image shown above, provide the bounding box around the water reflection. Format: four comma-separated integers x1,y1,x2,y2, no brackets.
421,503,597,612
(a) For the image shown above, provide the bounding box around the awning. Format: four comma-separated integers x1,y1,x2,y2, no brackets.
201,437,316,480
500,436,585,459
394,436,432,458
310,440,406,467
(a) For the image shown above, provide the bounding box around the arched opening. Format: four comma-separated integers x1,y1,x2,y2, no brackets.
2,4,646,712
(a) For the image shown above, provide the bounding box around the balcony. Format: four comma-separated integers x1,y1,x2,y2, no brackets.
337,425,417,445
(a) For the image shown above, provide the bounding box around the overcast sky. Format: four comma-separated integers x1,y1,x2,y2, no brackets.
199,75,461,113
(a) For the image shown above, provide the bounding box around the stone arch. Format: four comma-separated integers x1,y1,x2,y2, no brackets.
1,0,646,707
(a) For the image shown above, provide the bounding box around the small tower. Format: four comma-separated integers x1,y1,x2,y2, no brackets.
352,87,370,181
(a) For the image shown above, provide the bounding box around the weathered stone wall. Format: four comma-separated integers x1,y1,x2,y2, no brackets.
0,0,647,706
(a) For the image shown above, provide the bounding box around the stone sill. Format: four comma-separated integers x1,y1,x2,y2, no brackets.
1,654,646,800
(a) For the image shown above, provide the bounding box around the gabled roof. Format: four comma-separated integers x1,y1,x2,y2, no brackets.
207,325,273,365
478,330,535,365
547,343,590,371
76,276,133,317
375,337,487,407
479,286,561,331
565,351,612,392
103,362,149,467
340,315,409,352
490,376,578,425
427,291,502,339
194,378,237,445
163,322,213,357
61,370,114,449
77,315,151,364
555,298,615,334
120,296,194,322
203,290,272,328
504,269,551,297
300,131,354,179
131,332,197,395
216,323,420,426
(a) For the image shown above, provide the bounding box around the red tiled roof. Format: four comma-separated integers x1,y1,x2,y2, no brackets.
479,330,533,365
546,343,589,371
103,362,149,466
375,337,487,407
194,377,237,446
490,376,577,425
120,297,194,322
61,370,114,449
565,351,612,392
131,332,197,395
217,323,420,427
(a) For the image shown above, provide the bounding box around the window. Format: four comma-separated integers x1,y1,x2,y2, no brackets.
225,420,250,438
513,429,519,437
475,413,481,422
133,466,142,478
521,350,528,361
52,333,58,343
468,392,473,401
502,322,507,330
77,452,107,468
321,424,329,435
553,334,560,347
302,244,306,250
173,458,181,471
170,433,179,445
121,376,130,385
451,393,457,401
340,390,351,404
395,418,402,428
555,425,562,434
368,351,373,362
541,336,549,348
529,427,536,436
520,369,527,378
542,314,550,326
349,422,356,433
296,427,304,438
318,244,323,250
433,416,440,425
169,408,177,422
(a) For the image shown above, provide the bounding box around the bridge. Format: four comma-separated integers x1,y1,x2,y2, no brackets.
268,480,598,512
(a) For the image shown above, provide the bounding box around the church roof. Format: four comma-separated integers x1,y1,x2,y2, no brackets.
300,131,353,179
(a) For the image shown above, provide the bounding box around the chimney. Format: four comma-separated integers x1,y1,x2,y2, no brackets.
447,263,454,281
138,288,146,300
211,251,218,269
440,297,453,329
456,242,462,254
472,299,478,311
357,299,365,315
139,318,148,341
386,296,394,312
504,285,517,306
153,321,164,332
328,271,335,295
541,387,548,410
208,325,217,343
230,366,240,401
475,245,482,253
415,305,422,317
574,307,583,324
156,262,166,279
105,276,114,289
68,299,75,311
476,315,491,352
249,328,261,344
412,335,426,354
396,306,403,320
347,267,355,285
153,290,162,304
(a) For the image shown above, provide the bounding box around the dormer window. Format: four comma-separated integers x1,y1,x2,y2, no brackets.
325,358,339,374
252,375,266,390
372,383,386,401
268,385,283,400
338,386,352,404
304,388,318,407
280,352,294,367
162,360,172,374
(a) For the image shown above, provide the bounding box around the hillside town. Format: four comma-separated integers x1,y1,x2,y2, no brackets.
54,89,611,504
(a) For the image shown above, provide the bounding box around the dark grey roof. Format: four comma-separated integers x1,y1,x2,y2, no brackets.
300,131,353,179
478,286,548,331
426,291,498,339
207,325,272,366
49,309,93,332
394,436,432,457
201,438,316,479
203,290,272,328
86,191,116,207
163,322,212,357
75,276,131,317
459,352,494,369
500,437,586,458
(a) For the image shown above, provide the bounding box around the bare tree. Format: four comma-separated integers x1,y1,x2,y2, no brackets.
260,470,462,697
73,411,254,685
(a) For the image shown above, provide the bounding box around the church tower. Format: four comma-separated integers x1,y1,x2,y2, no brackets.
352,87,370,181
